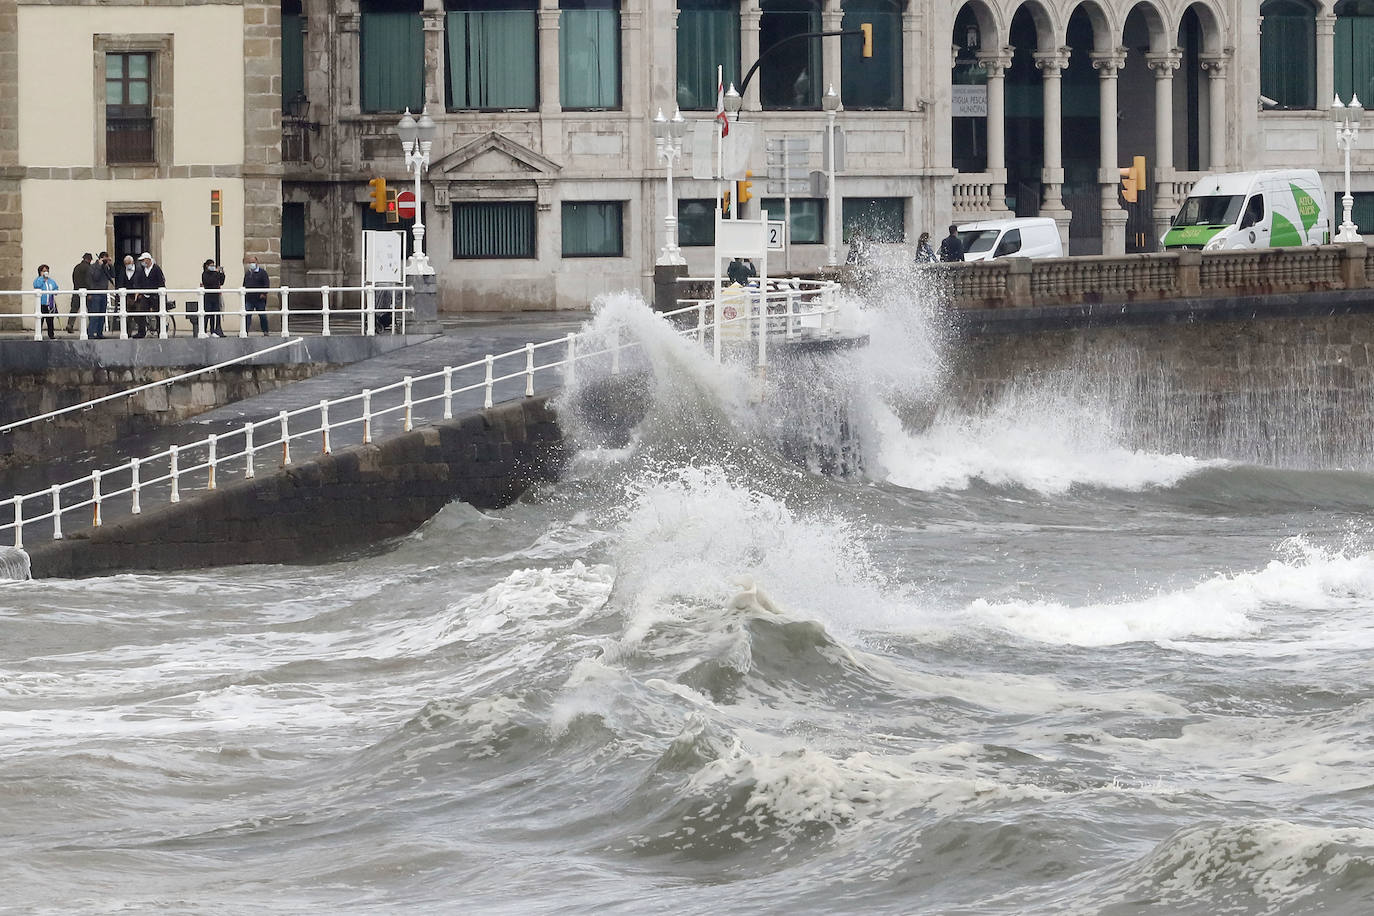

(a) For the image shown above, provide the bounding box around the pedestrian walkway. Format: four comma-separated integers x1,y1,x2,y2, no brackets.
0,312,590,544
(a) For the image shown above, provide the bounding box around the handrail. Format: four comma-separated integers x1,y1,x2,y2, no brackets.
0,284,412,341
0,282,842,550
0,337,307,435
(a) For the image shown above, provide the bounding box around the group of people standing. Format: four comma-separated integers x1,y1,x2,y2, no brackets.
32,253,271,339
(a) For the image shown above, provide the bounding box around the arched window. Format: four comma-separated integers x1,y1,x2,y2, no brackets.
1335,0,1374,104
841,0,902,110
1260,0,1316,110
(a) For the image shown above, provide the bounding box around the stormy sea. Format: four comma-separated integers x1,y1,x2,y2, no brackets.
2,265,1372,914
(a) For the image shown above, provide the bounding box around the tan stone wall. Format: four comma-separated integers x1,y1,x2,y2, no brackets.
242,0,282,273
0,0,21,292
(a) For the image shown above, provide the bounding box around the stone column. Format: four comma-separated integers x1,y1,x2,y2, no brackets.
741,2,761,111
337,7,361,118
0,0,21,294
539,2,560,115
1200,51,1230,171
422,4,445,112
243,0,283,270
1147,50,1182,243
1033,48,1071,235
1317,14,1335,109
979,49,1013,216
1093,48,1128,256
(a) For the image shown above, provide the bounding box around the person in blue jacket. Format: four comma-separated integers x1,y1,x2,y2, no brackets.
32,264,58,339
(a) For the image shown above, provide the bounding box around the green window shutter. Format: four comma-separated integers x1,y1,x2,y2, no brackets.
447,11,538,109
1260,0,1316,109
282,203,306,260
562,202,624,257
453,202,537,258
840,0,901,110
361,11,424,113
676,2,740,111
1335,15,1374,103
677,199,716,245
282,13,306,103
560,8,620,109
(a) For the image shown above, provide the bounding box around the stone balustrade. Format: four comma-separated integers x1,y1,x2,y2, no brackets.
936,243,1370,310
951,176,999,217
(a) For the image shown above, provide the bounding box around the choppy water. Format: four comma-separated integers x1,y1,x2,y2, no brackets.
3,273,1374,914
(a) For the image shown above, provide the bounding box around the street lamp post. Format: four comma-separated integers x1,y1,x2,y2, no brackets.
1332,94,1364,243
653,107,687,265
396,107,437,275
823,84,842,266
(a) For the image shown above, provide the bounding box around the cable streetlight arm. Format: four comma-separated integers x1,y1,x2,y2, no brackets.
734,27,871,116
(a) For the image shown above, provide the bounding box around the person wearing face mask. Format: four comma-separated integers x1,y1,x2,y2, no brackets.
84,251,115,340
132,252,166,338
201,258,226,337
32,264,59,339
114,254,139,335
242,256,270,335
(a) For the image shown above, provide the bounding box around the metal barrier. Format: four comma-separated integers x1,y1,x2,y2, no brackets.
0,284,842,549
0,284,410,340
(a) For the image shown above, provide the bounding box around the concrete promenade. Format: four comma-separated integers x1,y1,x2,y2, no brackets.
2,312,591,552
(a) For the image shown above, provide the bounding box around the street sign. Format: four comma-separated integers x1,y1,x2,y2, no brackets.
766,137,813,153
823,128,846,171
765,180,812,195
767,220,786,251
396,190,416,219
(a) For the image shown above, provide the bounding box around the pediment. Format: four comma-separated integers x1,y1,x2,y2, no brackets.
433,132,562,177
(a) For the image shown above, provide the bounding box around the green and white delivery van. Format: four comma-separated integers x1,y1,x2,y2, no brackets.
1161,169,1331,251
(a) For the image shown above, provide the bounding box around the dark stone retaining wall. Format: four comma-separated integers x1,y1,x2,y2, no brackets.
27,394,564,579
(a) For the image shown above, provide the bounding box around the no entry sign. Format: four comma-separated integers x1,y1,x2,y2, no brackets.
396,190,416,219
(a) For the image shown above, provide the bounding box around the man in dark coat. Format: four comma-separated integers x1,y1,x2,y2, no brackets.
114,254,139,335
67,253,92,334
201,259,226,337
84,252,114,339
939,224,965,263
243,256,270,335
132,252,166,338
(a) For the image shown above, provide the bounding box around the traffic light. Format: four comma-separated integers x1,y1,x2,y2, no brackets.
860,23,873,58
209,188,222,227
385,189,399,224
368,177,388,214
721,190,732,216
1120,155,1146,204
736,171,753,209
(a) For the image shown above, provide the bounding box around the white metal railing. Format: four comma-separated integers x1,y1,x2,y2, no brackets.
0,282,841,549
0,338,307,435
0,284,411,341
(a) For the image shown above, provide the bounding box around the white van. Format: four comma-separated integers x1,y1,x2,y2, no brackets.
956,217,1064,262
1161,169,1330,251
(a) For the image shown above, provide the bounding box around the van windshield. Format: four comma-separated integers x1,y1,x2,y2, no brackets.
959,229,999,254
1175,194,1244,227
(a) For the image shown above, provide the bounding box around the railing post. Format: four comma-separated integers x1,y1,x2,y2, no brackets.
525,343,535,397
785,289,796,339
280,286,291,337
207,434,217,490
484,355,494,408
50,485,62,540
158,289,169,339
78,292,88,341
320,400,331,454
403,376,414,431
611,326,621,376
13,496,22,550
244,423,255,478
197,287,207,338
131,457,142,514
92,470,103,527
31,292,41,341
565,333,577,386
757,288,767,371
239,288,249,338
169,445,180,503
321,286,331,337
280,411,291,466
363,389,373,443
697,300,706,343
442,368,453,420
117,291,129,340
366,289,376,337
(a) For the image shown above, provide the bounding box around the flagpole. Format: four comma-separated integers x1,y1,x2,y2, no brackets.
715,65,724,221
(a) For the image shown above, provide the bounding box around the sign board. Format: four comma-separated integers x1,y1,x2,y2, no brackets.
396,190,416,219
364,229,404,283
691,120,758,180
766,180,811,195
767,220,786,251
716,217,768,258
822,128,846,171
952,84,988,118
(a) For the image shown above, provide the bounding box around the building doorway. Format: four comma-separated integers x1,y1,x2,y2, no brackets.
113,213,150,262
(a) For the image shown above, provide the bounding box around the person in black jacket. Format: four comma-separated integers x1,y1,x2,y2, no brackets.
67,253,92,334
84,252,115,339
243,256,270,335
132,252,167,338
114,254,139,334
938,224,965,263
201,259,226,337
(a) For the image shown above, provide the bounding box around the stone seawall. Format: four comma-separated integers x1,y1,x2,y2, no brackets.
27,394,564,579
949,294,1374,468
0,335,428,468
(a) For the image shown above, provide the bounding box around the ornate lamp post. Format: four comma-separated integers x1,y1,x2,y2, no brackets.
823,84,842,266
396,107,437,275
653,107,687,265
1332,94,1364,243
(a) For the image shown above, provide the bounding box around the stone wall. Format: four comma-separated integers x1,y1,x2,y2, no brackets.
28,394,565,578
